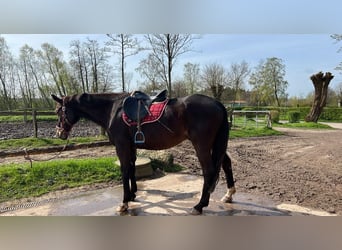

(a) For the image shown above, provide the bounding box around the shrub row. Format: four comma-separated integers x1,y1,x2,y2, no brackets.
236,106,342,122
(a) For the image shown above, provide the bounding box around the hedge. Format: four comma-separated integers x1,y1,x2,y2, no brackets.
241,106,342,121
288,111,301,123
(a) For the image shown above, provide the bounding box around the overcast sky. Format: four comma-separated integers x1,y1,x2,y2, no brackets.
2,34,342,97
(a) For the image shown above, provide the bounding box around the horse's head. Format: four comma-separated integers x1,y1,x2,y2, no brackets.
51,94,80,140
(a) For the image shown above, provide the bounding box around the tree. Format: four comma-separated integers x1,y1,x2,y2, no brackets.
106,34,142,92
183,62,200,95
145,34,195,97
201,63,227,101
136,53,164,93
70,39,115,93
336,82,342,107
70,40,90,93
249,57,288,107
226,60,250,105
0,36,16,110
38,43,74,96
305,72,334,122
331,34,342,72
84,38,110,93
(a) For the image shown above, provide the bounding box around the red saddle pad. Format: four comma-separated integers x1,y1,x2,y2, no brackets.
122,99,168,126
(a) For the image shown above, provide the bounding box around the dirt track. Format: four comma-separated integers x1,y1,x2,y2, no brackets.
1,125,341,215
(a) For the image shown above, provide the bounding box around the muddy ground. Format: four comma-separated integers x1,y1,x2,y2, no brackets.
0,121,341,215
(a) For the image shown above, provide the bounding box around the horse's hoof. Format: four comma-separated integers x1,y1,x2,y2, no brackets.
221,195,233,203
190,208,202,215
116,203,129,212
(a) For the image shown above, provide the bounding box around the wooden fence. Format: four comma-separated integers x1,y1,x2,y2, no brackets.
0,110,55,138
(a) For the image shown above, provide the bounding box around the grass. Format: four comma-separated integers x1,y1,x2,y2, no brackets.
0,136,107,151
0,157,121,203
273,121,333,129
0,115,56,122
0,156,184,203
230,127,283,139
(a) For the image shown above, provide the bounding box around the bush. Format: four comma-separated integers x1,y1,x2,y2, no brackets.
270,110,280,123
288,111,301,123
320,108,342,121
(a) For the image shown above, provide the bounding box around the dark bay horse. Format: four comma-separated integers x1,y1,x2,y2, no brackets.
51,92,236,215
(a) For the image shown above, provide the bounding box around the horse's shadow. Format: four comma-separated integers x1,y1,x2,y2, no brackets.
116,189,294,216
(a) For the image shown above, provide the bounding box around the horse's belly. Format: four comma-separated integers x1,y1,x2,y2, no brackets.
136,132,187,150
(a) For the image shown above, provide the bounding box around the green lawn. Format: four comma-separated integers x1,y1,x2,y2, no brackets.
0,157,121,203
273,121,332,129
230,127,283,139
0,155,183,203
0,136,107,151
0,115,56,122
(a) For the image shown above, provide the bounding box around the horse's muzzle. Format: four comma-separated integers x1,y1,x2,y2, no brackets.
56,126,69,140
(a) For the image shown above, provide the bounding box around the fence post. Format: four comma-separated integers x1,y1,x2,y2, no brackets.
256,112,258,128
24,109,28,123
32,110,38,138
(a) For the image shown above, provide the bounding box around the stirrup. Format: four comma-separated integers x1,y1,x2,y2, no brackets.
134,131,145,144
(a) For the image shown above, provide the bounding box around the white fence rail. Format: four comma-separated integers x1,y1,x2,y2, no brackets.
232,110,272,128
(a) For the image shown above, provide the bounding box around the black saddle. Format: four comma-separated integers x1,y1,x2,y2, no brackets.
123,90,167,122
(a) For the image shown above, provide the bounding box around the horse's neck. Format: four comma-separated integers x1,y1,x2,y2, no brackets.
76,94,119,129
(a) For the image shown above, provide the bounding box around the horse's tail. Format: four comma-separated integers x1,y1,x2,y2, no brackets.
208,101,229,193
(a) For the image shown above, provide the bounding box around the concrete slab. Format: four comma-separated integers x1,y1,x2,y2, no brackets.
0,173,336,216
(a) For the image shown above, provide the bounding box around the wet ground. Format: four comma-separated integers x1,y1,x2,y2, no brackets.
1,122,341,216
0,173,335,216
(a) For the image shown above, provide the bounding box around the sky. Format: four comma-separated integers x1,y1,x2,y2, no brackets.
2,34,342,97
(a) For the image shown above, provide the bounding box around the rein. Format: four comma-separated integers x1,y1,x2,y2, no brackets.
24,98,71,168
23,139,69,168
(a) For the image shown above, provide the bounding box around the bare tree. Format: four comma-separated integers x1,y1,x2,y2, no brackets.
0,36,16,110
201,63,227,101
70,40,89,92
305,72,334,122
227,61,250,106
38,43,73,96
136,53,164,93
183,62,200,95
336,82,342,107
106,34,142,92
84,38,112,93
331,34,342,72
145,34,195,97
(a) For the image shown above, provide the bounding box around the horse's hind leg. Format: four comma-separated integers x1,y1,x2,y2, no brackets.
191,146,217,215
221,153,236,203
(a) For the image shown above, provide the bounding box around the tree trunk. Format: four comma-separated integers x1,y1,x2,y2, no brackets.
305,72,334,122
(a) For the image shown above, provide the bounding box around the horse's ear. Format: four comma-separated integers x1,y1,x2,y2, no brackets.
51,94,63,104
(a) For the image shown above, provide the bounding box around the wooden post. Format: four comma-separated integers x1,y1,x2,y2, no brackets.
32,110,38,138
24,109,28,123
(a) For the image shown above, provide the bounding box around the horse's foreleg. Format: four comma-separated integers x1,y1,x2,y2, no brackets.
116,145,135,212
129,148,137,201
221,153,236,203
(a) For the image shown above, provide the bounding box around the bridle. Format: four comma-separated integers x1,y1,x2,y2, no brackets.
56,97,74,137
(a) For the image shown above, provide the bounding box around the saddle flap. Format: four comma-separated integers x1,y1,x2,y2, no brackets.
123,96,149,122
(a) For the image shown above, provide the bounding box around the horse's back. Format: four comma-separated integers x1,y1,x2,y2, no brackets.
180,94,227,141
182,94,226,121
